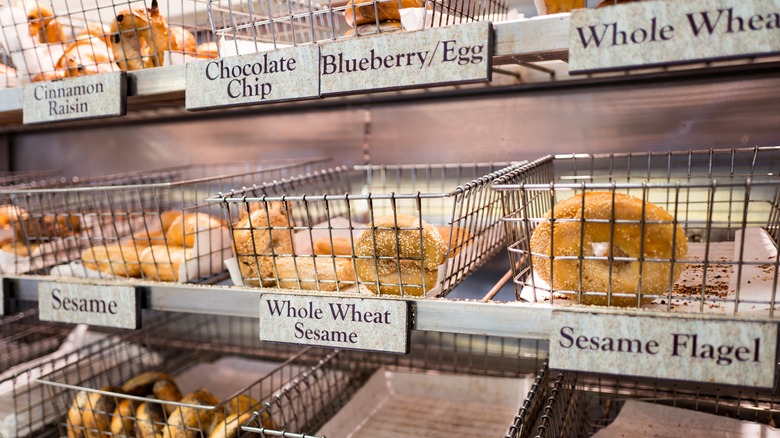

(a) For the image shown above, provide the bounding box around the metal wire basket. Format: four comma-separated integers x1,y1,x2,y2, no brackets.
206,0,508,55
209,162,523,297
0,0,219,86
0,309,153,438
38,312,357,438
492,147,780,314
242,332,548,437
0,308,75,371
510,364,780,437
2,158,325,281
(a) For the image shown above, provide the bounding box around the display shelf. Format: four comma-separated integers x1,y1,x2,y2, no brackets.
0,14,569,129
3,271,552,340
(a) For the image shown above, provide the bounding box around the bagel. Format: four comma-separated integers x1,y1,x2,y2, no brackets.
110,0,169,70
0,205,25,228
139,246,195,281
135,402,166,438
26,2,65,43
273,257,356,291
196,42,219,59
163,389,221,438
344,0,424,27
81,244,142,277
540,0,585,14
132,229,168,247
529,192,688,307
1,241,38,257
169,25,196,54
57,37,115,78
110,399,138,437
343,21,402,37
233,203,295,287
355,214,446,296
66,387,122,438
165,212,224,248
436,225,471,258
313,236,353,256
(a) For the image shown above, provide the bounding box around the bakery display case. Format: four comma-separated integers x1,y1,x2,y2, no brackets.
1,0,780,435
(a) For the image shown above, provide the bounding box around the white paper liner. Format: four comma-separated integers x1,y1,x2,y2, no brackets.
0,327,161,438
225,217,480,297
218,37,290,57
49,226,232,283
592,400,780,438
174,356,304,401
316,368,534,437
521,227,779,315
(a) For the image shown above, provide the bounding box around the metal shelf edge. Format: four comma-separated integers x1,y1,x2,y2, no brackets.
7,276,551,339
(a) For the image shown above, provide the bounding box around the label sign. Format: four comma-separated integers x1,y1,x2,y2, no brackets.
38,281,139,329
23,72,126,124
320,21,493,96
259,294,410,353
549,310,778,388
185,45,320,110
569,0,780,73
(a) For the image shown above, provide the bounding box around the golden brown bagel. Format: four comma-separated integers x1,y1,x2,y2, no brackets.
169,25,196,54
233,203,295,287
26,2,65,43
163,389,221,438
110,0,169,70
153,378,184,414
140,246,195,281
344,0,423,27
120,371,175,396
541,0,585,14
196,42,219,59
131,229,168,247
66,387,121,438
355,214,446,296
81,244,141,277
273,257,356,291
57,37,115,78
161,210,183,231
342,21,402,37
1,241,38,257
529,192,688,307
136,402,166,438
436,225,471,258
109,399,138,437
165,213,223,248
313,236,353,256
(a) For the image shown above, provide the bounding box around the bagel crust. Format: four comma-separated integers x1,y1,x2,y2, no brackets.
355,214,446,296
530,192,688,307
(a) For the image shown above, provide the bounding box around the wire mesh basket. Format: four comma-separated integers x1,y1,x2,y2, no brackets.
2,158,325,282
0,308,75,371
510,364,780,437
241,331,547,437
38,312,357,438
0,0,219,87
492,147,780,314
0,309,153,438
209,162,523,297
206,0,509,55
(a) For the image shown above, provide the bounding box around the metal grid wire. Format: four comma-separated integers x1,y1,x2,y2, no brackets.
205,0,508,54
0,0,219,87
512,365,780,437
39,312,351,438
0,311,163,438
0,308,74,371
209,162,524,297
493,147,780,314
242,332,547,437
2,158,324,281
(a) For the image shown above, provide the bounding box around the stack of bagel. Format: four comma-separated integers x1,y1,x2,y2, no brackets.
66,371,275,438
80,210,225,282
233,203,471,295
